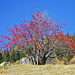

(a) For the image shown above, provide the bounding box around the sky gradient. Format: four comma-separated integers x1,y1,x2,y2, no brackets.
0,0,75,36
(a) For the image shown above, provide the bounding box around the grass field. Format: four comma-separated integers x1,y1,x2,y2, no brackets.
0,64,75,75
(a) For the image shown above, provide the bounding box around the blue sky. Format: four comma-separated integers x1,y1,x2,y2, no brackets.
0,0,75,36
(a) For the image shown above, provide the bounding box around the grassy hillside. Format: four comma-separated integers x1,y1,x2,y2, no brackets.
0,64,75,75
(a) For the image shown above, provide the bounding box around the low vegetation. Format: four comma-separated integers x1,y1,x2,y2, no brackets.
0,64,75,75
69,56,75,64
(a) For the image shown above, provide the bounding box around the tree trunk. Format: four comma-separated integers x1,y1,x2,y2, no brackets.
36,55,39,65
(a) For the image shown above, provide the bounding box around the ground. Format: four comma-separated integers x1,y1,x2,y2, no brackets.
0,64,75,75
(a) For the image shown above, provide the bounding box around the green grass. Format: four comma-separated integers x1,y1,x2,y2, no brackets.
0,64,75,75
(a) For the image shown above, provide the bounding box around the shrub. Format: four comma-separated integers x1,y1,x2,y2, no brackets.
69,56,75,64
51,57,63,65
61,61,64,64
15,61,20,64
64,53,73,62
62,57,68,65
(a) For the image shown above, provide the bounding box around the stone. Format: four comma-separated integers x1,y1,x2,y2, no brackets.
0,62,10,66
0,62,5,66
19,56,34,65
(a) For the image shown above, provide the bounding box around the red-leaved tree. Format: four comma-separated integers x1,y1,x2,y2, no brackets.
0,10,75,65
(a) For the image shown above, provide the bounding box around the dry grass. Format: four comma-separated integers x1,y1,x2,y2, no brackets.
0,64,75,75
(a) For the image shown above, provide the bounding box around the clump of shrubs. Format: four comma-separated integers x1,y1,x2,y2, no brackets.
51,57,63,65
69,56,75,64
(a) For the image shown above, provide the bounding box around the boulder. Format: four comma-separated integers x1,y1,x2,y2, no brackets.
19,56,34,65
0,62,10,66
0,62,5,66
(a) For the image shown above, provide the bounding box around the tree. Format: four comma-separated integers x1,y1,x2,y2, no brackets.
72,33,75,44
3,50,10,62
15,50,20,61
0,10,75,65
19,51,26,59
9,49,15,63
3,50,7,62
6,51,10,62
0,52,3,63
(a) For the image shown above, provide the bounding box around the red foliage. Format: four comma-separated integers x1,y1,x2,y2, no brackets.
0,10,75,55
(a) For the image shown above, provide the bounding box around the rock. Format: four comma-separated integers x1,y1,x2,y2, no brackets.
19,57,26,64
0,62,6,66
6,62,10,66
19,56,34,65
0,62,10,66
